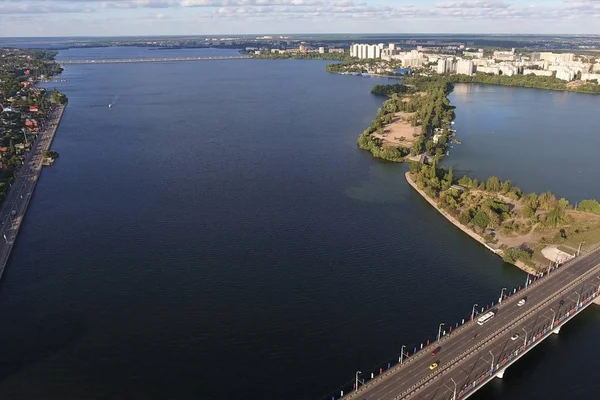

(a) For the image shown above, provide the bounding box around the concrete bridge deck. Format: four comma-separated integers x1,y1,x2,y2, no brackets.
331,247,600,400
59,56,250,65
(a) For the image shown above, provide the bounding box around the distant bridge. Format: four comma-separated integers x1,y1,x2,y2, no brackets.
60,56,250,65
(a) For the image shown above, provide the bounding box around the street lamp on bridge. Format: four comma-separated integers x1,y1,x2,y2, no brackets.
355,371,361,392
450,377,457,400
399,345,406,364
488,350,495,373
437,323,445,341
549,308,556,330
471,303,478,321
499,287,508,304
522,327,528,348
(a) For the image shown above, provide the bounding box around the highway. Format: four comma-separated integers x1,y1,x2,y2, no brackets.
0,103,65,278
60,56,250,65
339,247,600,400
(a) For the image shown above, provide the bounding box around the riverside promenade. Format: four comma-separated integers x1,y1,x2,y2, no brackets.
0,103,66,279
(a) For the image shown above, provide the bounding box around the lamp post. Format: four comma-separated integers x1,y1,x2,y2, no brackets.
522,328,528,348
399,345,406,364
488,350,495,373
575,291,581,307
471,303,478,321
577,241,585,256
549,308,556,330
499,287,507,304
450,378,457,400
438,323,445,341
525,273,530,288
355,371,361,392
597,276,600,293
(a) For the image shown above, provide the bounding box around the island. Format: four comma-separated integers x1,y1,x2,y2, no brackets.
352,75,600,273
356,75,455,163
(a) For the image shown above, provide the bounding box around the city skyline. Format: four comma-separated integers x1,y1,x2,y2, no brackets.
1,0,600,37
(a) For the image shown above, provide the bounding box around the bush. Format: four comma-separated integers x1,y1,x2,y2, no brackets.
503,246,532,264
577,199,600,214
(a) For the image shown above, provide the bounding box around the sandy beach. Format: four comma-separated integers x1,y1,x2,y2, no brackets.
371,112,419,149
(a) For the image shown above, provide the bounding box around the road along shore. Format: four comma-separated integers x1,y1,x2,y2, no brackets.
0,103,66,278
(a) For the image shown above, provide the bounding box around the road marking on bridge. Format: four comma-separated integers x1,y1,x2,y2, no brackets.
340,248,600,400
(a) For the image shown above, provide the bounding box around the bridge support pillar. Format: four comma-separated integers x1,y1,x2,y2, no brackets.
495,369,506,379
553,326,561,335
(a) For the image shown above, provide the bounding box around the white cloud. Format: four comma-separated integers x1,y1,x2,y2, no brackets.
1,0,600,33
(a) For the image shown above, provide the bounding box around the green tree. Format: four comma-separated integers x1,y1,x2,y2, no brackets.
577,199,600,214
486,176,501,192
458,175,472,187
538,191,558,211
472,209,490,230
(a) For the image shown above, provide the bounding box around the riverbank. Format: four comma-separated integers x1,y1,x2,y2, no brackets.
405,171,537,274
449,73,600,95
0,102,66,276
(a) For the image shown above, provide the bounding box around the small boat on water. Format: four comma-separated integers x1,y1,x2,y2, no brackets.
108,104,112,108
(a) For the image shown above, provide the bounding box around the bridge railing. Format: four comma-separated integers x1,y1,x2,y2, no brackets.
455,285,600,400
400,264,600,399
332,248,600,400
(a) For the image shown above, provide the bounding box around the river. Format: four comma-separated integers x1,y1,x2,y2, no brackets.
0,48,597,399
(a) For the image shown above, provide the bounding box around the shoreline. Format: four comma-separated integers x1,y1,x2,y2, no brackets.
404,171,538,274
0,102,66,277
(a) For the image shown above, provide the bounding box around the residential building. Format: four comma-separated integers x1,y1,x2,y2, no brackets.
538,52,575,63
456,59,473,76
582,73,600,82
318,47,325,54
523,69,553,77
493,48,516,61
556,70,575,81
476,65,501,75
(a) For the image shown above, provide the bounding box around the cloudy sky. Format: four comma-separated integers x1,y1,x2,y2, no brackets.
0,0,599,37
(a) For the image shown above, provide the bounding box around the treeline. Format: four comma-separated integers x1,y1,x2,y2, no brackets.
407,162,591,266
325,58,402,74
371,84,409,97
357,77,455,162
450,72,600,94
252,52,349,61
407,161,600,264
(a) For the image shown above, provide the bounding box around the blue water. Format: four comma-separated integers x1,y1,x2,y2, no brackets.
0,49,597,399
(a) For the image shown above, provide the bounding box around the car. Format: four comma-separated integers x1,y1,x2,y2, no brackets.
432,346,441,356
517,298,527,307
511,333,520,341
429,361,439,370
559,299,565,306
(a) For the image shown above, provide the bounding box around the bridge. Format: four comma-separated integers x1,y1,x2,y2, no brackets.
59,56,250,65
328,247,600,400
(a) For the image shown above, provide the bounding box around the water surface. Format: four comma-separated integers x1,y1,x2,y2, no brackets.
0,51,597,399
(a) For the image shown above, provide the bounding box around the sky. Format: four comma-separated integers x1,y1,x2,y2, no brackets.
0,0,600,37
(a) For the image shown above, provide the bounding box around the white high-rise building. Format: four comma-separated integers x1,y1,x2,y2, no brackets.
350,43,382,59
456,59,474,76
437,59,447,74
